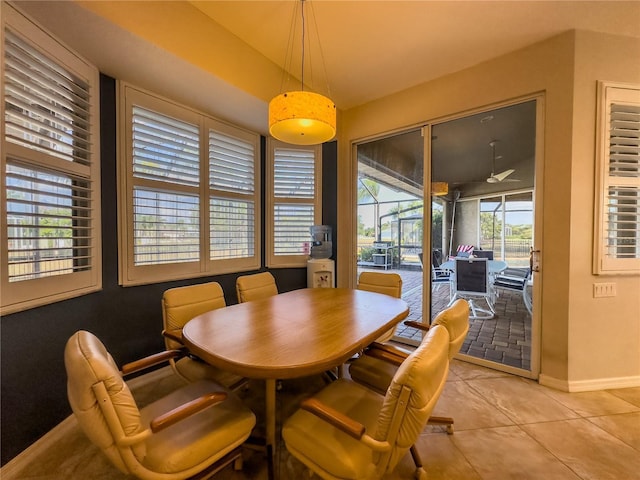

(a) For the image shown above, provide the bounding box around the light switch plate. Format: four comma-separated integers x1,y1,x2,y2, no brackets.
593,282,617,298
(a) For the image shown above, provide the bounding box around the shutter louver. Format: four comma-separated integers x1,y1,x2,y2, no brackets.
272,147,317,256
210,198,255,258
4,30,91,166
209,130,256,260
609,103,640,177
133,188,199,265
605,103,640,261
274,148,315,198
596,83,640,273
273,203,314,255
132,106,199,187
6,162,92,281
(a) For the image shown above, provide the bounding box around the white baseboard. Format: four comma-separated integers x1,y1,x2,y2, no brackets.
539,373,640,392
1,366,174,478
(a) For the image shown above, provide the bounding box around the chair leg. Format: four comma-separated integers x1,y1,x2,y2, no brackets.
410,444,423,468
428,415,454,434
410,445,428,480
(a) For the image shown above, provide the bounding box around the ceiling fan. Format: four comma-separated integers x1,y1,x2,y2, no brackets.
486,140,518,183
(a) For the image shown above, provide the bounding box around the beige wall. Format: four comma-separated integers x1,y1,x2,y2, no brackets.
337,30,640,389
567,31,640,385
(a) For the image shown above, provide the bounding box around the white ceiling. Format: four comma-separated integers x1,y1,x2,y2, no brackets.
14,1,640,132
189,0,640,109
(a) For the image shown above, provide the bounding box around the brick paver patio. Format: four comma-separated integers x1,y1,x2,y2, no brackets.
357,266,532,370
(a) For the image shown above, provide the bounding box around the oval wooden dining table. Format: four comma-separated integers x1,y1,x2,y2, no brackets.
182,287,409,479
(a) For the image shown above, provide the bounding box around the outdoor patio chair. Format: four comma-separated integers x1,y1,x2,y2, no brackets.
449,244,474,260
493,267,532,315
450,257,494,319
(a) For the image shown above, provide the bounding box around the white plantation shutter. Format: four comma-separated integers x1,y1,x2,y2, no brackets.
209,129,256,260
595,82,640,274
6,164,92,281
2,4,100,314
4,30,92,166
119,85,260,284
267,142,321,266
132,107,199,186
133,189,199,265
129,106,200,268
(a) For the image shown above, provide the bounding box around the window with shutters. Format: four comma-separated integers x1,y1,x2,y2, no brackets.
266,139,322,267
1,4,101,314
593,81,640,274
118,84,259,285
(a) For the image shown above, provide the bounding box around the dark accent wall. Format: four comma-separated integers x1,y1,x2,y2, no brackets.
0,74,338,465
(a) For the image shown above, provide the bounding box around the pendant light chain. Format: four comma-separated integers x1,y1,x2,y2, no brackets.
301,0,305,90
268,0,336,145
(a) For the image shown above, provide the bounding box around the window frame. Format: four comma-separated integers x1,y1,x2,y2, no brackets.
593,81,640,275
1,4,101,314
266,138,322,268
118,83,260,286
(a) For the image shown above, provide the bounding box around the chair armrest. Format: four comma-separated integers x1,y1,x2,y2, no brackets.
120,349,185,376
150,392,228,433
363,342,408,366
403,320,430,331
162,328,184,345
301,398,365,440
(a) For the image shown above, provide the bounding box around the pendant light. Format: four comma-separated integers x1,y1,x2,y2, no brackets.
431,182,449,196
268,0,336,145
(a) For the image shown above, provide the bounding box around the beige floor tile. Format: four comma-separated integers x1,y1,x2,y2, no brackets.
539,386,640,417
431,380,514,431
449,359,511,380
587,411,640,450
467,377,580,424
386,433,482,480
522,418,640,480
452,426,581,479
607,386,640,408
446,366,462,382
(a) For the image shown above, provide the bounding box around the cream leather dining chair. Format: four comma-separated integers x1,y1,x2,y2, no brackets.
64,330,256,480
282,325,450,480
349,299,470,426
357,271,403,343
348,299,469,474
235,271,278,303
162,282,244,389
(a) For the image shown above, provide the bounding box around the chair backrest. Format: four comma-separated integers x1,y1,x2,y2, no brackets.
65,330,143,474
235,271,278,303
494,268,530,291
473,249,494,260
432,299,470,358
374,325,450,474
431,249,443,267
162,282,226,350
357,272,402,298
454,258,489,295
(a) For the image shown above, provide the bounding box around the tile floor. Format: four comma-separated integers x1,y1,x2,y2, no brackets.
4,359,639,480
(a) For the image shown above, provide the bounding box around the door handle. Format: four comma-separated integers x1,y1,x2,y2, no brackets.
530,248,541,272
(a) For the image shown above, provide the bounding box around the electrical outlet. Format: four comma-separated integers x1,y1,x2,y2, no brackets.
593,282,617,298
